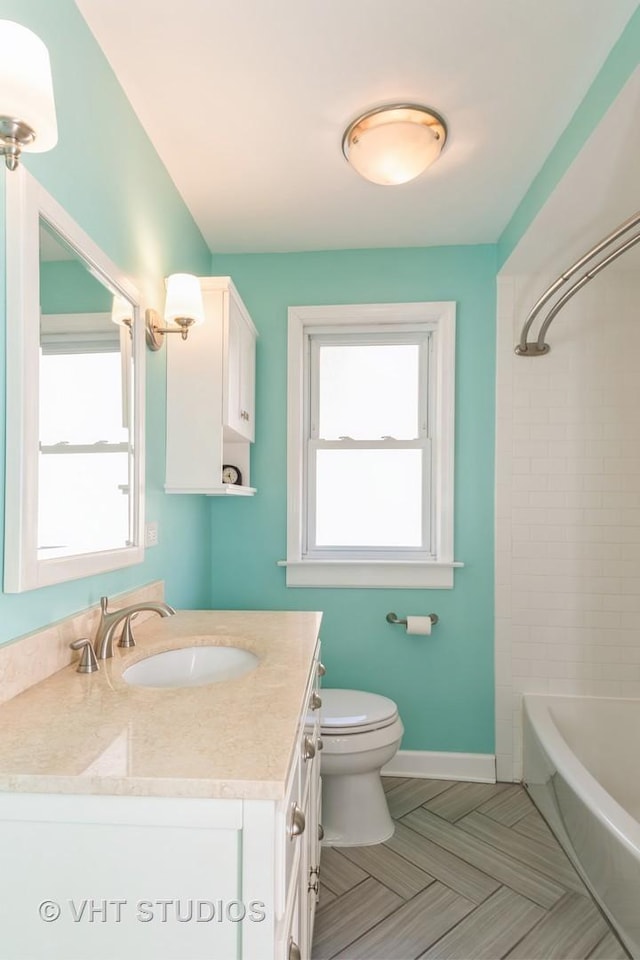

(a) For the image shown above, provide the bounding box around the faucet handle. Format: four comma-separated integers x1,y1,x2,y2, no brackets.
69,638,99,674
118,614,136,649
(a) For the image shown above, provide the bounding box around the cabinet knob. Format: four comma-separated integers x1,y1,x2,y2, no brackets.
308,879,319,895
240,409,251,421
310,692,322,711
288,937,301,960
303,735,316,761
288,802,306,839
316,737,323,752
318,823,325,841
318,661,326,677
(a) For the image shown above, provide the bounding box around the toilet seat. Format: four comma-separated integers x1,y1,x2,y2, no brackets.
320,688,398,736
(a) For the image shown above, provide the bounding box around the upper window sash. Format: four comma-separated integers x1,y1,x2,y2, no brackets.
306,328,431,442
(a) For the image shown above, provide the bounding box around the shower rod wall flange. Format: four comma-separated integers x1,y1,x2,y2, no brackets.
515,209,640,358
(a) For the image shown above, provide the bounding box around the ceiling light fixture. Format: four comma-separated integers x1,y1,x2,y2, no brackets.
342,103,447,186
0,19,57,171
145,273,205,351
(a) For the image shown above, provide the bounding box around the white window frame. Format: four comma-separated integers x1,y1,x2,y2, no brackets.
280,302,461,588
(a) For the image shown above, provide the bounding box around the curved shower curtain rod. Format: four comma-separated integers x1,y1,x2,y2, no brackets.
515,210,640,357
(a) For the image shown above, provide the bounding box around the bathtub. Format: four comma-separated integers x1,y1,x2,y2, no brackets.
523,694,640,958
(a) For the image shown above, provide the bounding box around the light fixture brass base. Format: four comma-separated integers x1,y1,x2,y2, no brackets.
145,308,164,351
145,308,196,351
0,117,36,171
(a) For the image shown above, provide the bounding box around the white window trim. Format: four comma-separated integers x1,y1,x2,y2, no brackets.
279,301,461,588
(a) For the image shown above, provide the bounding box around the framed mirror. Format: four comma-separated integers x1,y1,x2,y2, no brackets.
4,169,145,592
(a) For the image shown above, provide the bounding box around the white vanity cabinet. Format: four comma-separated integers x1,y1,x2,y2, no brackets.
165,276,258,495
0,648,323,960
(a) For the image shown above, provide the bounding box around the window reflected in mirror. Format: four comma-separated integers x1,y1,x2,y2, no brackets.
38,218,135,560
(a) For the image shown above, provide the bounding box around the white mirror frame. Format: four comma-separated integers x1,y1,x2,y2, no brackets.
4,168,146,592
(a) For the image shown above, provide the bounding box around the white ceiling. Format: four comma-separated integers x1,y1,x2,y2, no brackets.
75,0,638,254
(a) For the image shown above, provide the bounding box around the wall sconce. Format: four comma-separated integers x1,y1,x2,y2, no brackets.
0,19,58,171
342,103,447,186
145,273,205,351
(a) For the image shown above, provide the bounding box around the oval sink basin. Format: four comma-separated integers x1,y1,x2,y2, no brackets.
122,645,259,688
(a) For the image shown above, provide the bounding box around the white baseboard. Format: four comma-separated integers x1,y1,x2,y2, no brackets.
382,749,496,783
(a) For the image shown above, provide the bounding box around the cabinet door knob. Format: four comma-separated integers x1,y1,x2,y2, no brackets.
318,823,325,841
303,735,316,761
308,879,319,895
288,937,301,960
318,661,326,677
288,802,306,838
310,692,322,711
316,737,323,752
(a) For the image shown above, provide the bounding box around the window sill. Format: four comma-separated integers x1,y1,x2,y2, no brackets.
277,560,464,589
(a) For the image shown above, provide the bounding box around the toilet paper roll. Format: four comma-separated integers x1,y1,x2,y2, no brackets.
406,616,432,636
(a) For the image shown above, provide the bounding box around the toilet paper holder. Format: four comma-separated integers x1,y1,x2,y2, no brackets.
386,612,439,627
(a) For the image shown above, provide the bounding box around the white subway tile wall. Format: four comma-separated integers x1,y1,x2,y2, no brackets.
495,272,640,781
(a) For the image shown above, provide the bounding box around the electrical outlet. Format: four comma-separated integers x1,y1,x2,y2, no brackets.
145,521,159,547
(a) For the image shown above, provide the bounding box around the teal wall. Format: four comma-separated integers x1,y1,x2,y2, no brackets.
498,7,640,267
40,260,111,313
209,246,497,753
0,0,212,645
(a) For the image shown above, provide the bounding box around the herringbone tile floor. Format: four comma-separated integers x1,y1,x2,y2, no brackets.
312,778,629,960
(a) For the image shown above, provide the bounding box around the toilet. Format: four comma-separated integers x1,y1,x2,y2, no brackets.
319,688,403,847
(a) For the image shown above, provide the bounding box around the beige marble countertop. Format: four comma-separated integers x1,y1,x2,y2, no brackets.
0,610,322,801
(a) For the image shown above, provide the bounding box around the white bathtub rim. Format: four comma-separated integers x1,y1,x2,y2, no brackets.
523,694,640,863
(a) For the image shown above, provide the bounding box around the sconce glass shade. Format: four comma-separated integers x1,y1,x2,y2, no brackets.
164,273,205,326
342,104,447,186
0,20,57,167
111,294,133,328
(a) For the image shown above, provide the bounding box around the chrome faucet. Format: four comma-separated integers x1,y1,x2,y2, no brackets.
94,595,176,660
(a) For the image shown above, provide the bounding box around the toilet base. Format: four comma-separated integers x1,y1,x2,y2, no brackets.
321,770,395,846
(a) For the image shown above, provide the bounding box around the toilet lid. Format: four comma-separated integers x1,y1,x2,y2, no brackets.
320,689,398,735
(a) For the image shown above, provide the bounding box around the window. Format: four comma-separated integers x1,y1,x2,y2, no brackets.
281,302,458,588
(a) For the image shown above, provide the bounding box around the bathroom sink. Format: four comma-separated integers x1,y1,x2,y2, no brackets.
122,645,259,688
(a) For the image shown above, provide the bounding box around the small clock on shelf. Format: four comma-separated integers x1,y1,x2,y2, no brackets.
222,464,243,486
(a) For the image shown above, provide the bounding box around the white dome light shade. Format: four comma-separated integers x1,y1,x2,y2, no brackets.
164,273,205,326
342,104,447,186
0,20,57,154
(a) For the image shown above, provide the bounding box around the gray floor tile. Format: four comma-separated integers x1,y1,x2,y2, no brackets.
402,807,566,908
458,811,587,895
588,930,630,959
319,883,336,906
386,778,457,818
419,886,545,960
313,780,628,960
311,876,403,960
339,840,435,899
385,821,500,904
382,775,408,793
424,780,509,822
320,846,368,895
512,809,558,849
477,784,534,826
333,882,476,959
506,892,610,959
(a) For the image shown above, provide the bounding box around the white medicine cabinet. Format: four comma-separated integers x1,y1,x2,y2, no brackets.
165,277,258,495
